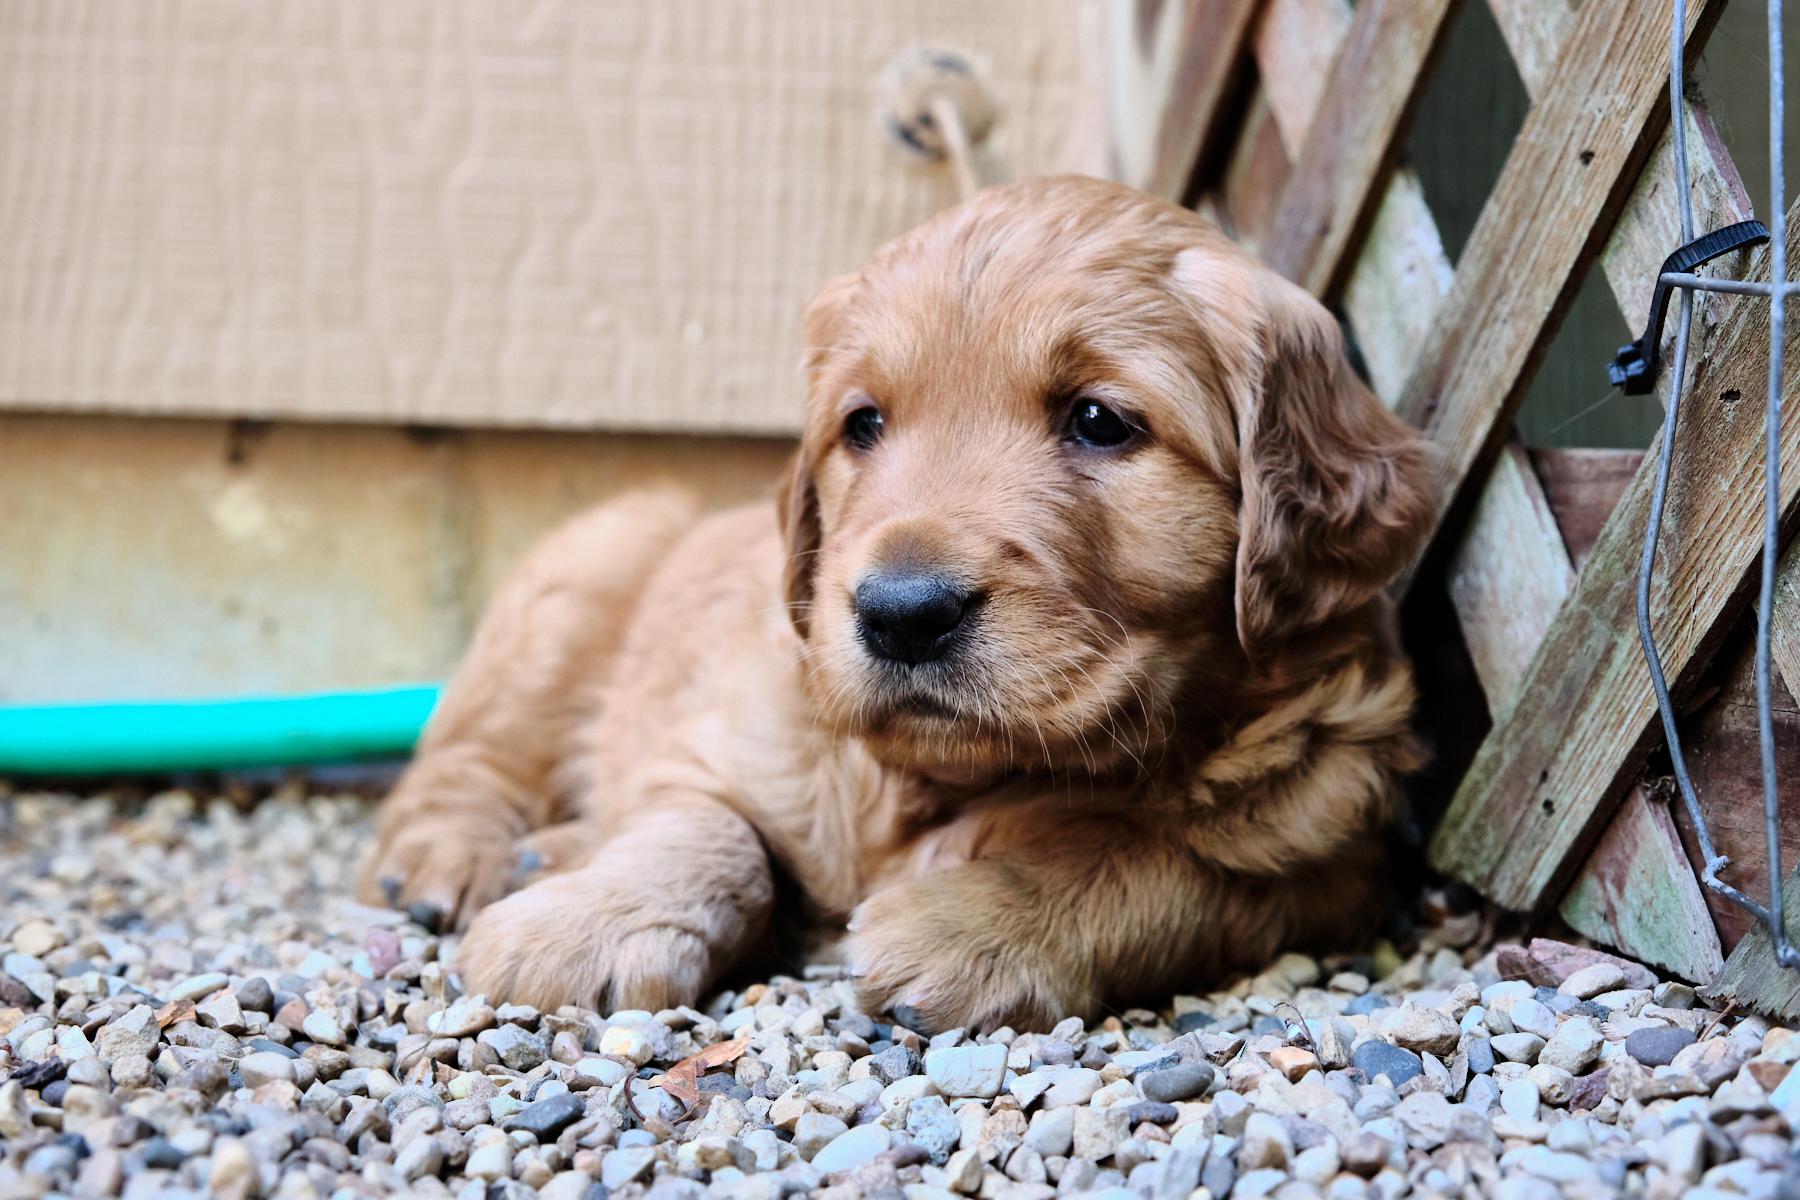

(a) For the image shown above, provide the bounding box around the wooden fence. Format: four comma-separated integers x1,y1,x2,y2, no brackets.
1117,0,1800,1011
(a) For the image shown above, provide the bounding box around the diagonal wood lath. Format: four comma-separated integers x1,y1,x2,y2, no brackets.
1260,0,1460,300
1429,211,1800,911
1392,0,1724,595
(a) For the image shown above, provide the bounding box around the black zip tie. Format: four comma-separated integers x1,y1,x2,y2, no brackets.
1608,220,1770,394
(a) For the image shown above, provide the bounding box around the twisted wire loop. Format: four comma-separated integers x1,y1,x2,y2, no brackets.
1636,0,1800,968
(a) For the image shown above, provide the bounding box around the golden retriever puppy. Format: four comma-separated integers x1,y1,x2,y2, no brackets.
358,175,1432,1032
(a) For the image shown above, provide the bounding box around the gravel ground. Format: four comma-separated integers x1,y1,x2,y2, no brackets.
2,786,1799,1200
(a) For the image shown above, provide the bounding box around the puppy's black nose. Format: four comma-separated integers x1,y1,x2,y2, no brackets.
855,571,971,665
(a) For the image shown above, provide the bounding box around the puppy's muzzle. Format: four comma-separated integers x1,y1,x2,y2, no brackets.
855,570,972,666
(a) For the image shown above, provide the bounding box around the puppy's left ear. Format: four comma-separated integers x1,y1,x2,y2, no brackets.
1174,249,1433,659
777,452,820,639
781,270,862,639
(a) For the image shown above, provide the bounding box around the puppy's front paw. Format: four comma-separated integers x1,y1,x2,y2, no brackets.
455,869,712,1013
846,871,1083,1034
357,814,523,932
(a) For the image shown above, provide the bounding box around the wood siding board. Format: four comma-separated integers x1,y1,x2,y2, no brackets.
1392,0,1726,595
1260,0,1462,300
0,0,1092,433
1427,211,1800,912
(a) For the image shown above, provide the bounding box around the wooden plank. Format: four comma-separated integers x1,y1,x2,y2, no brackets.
1341,169,1454,408
1559,783,1724,984
0,0,1093,435
1260,0,1460,299
1484,0,1575,108
1219,92,1292,252
1428,209,1800,912
1392,0,1723,592
1447,440,1575,719
1701,860,1800,1019
1489,0,1755,362
1529,448,1647,571
1108,0,1266,202
1254,0,1353,157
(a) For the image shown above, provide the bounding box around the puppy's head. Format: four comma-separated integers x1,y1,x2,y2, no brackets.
781,176,1430,776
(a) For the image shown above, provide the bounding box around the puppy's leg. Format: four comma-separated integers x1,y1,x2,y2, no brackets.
454,793,773,1012
847,815,1384,1033
357,490,698,930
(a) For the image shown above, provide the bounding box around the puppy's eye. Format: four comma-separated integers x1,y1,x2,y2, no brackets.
1067,400,1136,448
844,406,885,451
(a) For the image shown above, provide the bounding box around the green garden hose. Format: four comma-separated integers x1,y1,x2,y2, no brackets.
0,685,441,776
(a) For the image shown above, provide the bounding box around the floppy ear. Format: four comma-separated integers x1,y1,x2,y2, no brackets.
780,271,862,639
777,451,820,639
1175,249,1432,659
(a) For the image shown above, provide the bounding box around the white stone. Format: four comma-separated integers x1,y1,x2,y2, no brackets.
1500,1077,1539,1123
1538,1020,1603,1075
808,1122,891,1172
1507,998,1558,1042
923,1043,1007,1099
1237,1112,1294,1170
1557,963,1627,1000
599,1026,652,1066
166,972,230,1004
239,1051,298,1088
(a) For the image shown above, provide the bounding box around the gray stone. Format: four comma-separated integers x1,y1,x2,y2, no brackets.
904,1095,960,1164
480,1024,549,1071
1137,1061,1213,1104
1490,1033,1546,1064
1506,998,1558,1042
503,1091,586,1139
1351,1041,1422,1087
601,1146,658,1189
1625,1026,1695,1067
866,1044,921,1085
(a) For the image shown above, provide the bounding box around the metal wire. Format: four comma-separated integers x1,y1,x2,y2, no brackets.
1637,0,1800,968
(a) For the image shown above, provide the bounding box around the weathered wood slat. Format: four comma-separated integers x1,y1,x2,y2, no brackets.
1559,783,1724,983
1342,170,1455,408
1392,0,1723,593
1447,441,1575,720
1254,0,1353,157
1483,0,1574,102
1702,860,1800,1018
1428,211,1800,911
1260,0,1460,299
1112,0,1267,202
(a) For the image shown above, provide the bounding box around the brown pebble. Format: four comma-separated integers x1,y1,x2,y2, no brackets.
1270,1046,1321,1083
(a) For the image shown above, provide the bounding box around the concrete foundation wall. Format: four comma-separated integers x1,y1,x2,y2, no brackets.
0,414,791,704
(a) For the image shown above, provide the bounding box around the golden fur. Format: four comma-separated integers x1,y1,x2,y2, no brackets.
357,176,1433,1032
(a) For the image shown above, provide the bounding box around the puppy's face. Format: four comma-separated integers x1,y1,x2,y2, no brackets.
781,178,1429,777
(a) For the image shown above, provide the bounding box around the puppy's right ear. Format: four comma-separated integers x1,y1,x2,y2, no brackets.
782,271,861,640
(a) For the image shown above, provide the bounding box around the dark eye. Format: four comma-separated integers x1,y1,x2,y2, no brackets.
1067,400,1136,448
844,406,885,451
